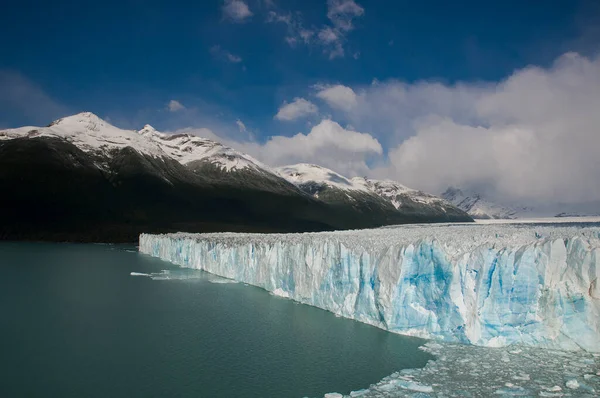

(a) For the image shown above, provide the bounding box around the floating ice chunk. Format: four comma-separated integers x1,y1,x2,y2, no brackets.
130,272,151,277
494,385,529,395
323,342,600,398
545,386,562,391
348,389,369,397
565,379,579,389
539,392,563,397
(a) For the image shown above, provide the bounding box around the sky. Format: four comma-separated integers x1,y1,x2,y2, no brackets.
1,0,600,205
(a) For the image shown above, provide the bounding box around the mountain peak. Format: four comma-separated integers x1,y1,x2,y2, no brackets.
138,124,159,137
277,163,368,191
441,186,464,199
48,112,109,129
441,186,525,219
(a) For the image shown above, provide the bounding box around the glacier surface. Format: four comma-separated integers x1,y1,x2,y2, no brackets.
139,223,600,352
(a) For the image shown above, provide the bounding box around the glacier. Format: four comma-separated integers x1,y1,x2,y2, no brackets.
139,223,600,352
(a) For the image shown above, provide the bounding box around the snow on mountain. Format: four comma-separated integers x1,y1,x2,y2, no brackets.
277,163,451,210
0,112,269,173
138,124,269,172
441,187,532,219
276,163,370,192
355,178,444,208
0,112,166,158
441,187,600,219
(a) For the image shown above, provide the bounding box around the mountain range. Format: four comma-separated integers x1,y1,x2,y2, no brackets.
441,187,600,219
0,112,471,242
440,187,532,219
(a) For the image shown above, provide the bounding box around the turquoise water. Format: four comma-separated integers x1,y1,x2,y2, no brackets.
0,243,432,398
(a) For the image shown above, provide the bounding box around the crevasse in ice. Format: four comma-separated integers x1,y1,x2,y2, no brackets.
139,223,600,352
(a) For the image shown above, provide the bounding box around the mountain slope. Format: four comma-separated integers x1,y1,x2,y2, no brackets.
441,187,533,219
0,114,334,241
0,113,472,242
276,164,472,224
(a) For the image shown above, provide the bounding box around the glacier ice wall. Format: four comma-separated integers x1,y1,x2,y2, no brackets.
139,224,600,352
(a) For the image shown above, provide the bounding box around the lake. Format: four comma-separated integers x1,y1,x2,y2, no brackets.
0,242,432,398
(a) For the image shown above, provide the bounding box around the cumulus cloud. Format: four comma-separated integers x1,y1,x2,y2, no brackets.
274,98,318,121
326,52,600,205
166,52,600,206
173,119,381,177
315,84,358,112
222,0,253,22
210,45,242,63
241,120,382,175
167,100,185,112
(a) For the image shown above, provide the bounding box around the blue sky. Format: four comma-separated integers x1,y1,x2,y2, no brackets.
1,0,600,203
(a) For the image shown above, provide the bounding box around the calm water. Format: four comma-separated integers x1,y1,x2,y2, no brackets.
0,243,432,398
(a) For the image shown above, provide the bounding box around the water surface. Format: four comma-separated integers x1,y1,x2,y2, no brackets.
0,243,431,398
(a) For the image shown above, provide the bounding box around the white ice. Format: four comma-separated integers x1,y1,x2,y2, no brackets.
324,342,599,397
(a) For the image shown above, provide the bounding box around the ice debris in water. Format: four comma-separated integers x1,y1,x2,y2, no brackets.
324,342,600,397
129,269,235,283
139,222,600,352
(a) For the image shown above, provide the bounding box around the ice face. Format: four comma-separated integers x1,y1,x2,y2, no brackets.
139,223,600,352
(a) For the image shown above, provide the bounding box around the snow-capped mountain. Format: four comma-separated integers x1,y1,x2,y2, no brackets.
277,164,471,224
0,113,471,242
440,187,534,219
137,124,268,172
0,112,269,173
441,187,600,219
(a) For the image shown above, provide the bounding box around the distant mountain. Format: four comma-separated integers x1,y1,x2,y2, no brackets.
277,164,471,224
440,187,533,219
0,113,472,242
441,187,600,219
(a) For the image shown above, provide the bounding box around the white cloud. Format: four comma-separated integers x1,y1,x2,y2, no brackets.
316,84,358,112
266,0,364,59
167,100,185,112
326,0,364,32
236,119,246,132
166,52,600,206
274,98,318,121
266,11,314,46
240,120,382,176
318,27,339,44
325,52,600,204
222,0,253,22
172,119,381,177
210,45,243,63
226,53,242,63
